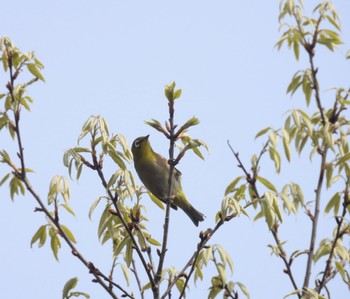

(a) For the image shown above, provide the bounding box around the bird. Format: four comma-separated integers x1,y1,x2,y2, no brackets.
131,135,205,226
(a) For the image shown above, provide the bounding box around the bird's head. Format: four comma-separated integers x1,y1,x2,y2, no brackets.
131,135,152,161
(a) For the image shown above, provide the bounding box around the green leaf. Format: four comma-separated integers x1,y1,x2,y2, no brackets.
61,224,77,243
280,193,297,214
236,282,250,299
283,289,304,299
287,74,302,95
255,127,271,139
69,292,90,298
62,277,78,299
268,131,278,147
335,261,346,281
262,194,275,229
144,119,164,134
253,210,264,222
108,149,126,170
175,277,186,295
269,146,281,173
325,164,333,189
20,97,31,111
293,40,300,60
120,264,130,286
61,203,76,217
194,264,203,284
89,196,104,220
224,176,243,195
0,173,11,187
257,176,277,192
142,282,152,291
164,81,176,102
313,240,331,263
50,234,61,261
125,240,133,268
271,193,283,222
282,130,291,162
27,63,45,81
324,192,340,216
173,88,182,100
114,237,129,257
31,225,47,248
192,146,205,160
216,263,226,284
98,208,113,241
326,15,341,31
179,116,200,132
291,109,301,127
148,237,161,246
336,152,350,166
208,285,222,299
34,57,44,68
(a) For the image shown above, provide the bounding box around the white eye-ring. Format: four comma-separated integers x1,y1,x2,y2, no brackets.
134,140,141,148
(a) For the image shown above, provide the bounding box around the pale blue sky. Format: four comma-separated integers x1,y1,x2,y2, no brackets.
1,1,350,298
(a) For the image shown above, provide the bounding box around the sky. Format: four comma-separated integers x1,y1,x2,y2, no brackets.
1,0,350,298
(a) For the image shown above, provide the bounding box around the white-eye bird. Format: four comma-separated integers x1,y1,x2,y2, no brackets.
131,135,205,226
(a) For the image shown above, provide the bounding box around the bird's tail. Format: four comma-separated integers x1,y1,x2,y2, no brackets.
184,205,205,227
175,191,205,226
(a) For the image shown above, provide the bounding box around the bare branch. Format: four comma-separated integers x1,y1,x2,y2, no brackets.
131,259,145,299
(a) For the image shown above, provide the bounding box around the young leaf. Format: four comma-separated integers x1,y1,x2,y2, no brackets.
31,225,47,248
120,264,130,286
324,192,340,216
269,146,281,173
50,234,61,261
236,282,251,299
255,127,271,139
27,63,45,81
224,176,243,195
61,224,77,243
257,176,277,193
62,277,78,299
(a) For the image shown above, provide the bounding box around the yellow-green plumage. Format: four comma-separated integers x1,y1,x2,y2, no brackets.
131,135,205,226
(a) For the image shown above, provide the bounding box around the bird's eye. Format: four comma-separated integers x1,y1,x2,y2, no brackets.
134,140,141,148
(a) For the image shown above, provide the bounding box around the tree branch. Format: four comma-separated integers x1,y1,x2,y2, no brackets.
228,141,302,298
6,56,129,299
131,259,145,299
90,149,155,290
303,146,328,290
316,179,350,294
161,219,226,299
301,14,329,290
154,99,176,298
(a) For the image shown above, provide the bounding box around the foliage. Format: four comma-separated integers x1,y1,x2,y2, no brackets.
1,1,350,299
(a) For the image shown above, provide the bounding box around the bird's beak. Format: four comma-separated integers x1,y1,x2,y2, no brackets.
144,135,150,140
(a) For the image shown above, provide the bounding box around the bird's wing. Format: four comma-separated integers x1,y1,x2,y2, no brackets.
174,167,182,181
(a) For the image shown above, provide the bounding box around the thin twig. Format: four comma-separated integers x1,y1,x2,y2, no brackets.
131,259,145,299
135,225,156,276
154,100,176,298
